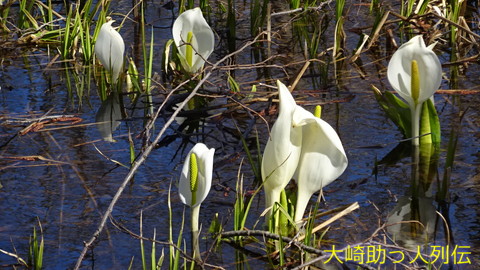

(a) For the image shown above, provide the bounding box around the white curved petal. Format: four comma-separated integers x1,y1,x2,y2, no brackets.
292,104,317,127
387,35,442,108
190,27,215,72
179,143,215,208
293,106,348,222
172,8,215,73
95,20,125,82
261,81,302,214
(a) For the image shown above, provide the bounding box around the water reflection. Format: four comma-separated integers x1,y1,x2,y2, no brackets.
387,196,437,249
95,92,123,142
1,0,479,268
386,142,443,249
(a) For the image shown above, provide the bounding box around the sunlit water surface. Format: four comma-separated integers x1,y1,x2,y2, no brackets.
1,0,479,269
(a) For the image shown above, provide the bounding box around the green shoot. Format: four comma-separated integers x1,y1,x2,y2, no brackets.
290,0,300,9
28,220,44,270
228,74,240,92
140,212,147,270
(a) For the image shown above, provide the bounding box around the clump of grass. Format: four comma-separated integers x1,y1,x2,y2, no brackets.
138,216,164,270
28,220,44,270
0,220,44,269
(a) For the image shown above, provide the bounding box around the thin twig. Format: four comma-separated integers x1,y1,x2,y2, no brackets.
0,248,28,266
270,0,334,17
3,114,77,124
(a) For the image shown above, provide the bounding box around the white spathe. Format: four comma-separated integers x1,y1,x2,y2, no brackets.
387,35,442,110
95,20,125,82
261,81,302,217
292,106,348,222
387,35,442,146
178,143,215,208
261,81,348,223
178,142,215,261
172,8,215,73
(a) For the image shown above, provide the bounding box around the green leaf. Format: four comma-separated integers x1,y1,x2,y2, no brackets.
423,99,441,145
277,189,295,236
163,39,175,73
227,74,240,92
208,213,222,235
372,85,411,138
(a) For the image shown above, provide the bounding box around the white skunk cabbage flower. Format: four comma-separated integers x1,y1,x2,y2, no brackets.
261,81,348,223
292,106,348,223
178,142,215,261
95,20,125,82
178,143,215,208
172,8,214,74
261,81,303,217
387,35,442,145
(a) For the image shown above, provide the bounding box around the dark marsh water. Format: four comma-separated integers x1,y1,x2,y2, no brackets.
0,0,479,269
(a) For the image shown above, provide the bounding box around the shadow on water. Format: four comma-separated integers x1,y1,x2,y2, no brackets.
0,0,479,269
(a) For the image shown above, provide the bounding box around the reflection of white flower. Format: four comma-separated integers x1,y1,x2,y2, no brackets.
172,102,187,126
172,8,215,73
261,81,348,222
95,93,122,142
95,20,125,82
387,196,437,249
